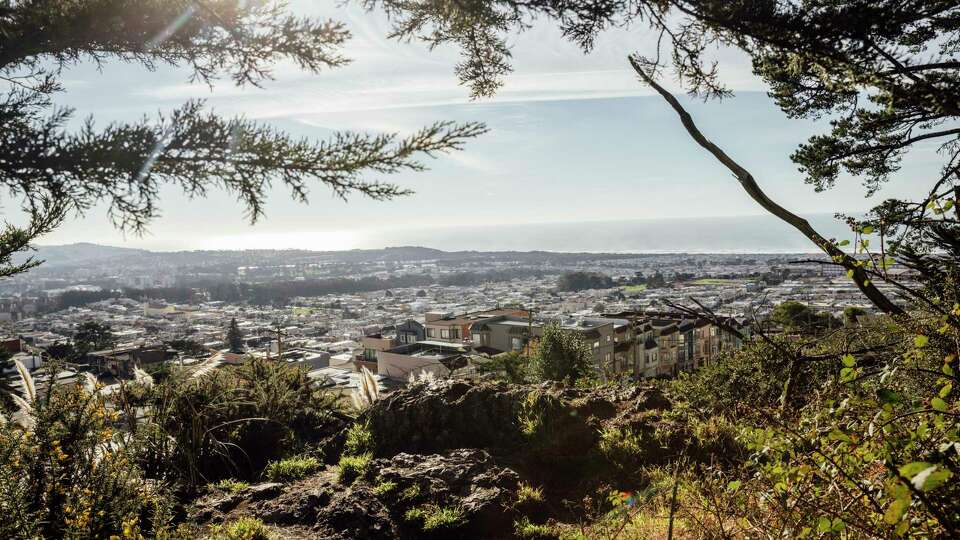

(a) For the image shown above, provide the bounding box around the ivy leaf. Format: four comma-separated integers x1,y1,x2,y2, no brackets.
876,388,901,404
841,354,856,367
910,465,952,492
884,494,911,524
931,397,948,412
940,383,953,398
828,429,851,443
944,364,955,377
914,335,929,348
726,480,741,492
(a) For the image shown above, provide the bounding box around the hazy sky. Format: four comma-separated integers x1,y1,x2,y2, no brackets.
9,2,938,251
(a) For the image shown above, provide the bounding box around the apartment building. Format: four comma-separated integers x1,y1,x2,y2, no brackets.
424,308,529,343
377,340,470,380
607,310,746,379
469,315,630,377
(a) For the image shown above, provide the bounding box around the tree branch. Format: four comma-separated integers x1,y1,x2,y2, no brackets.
628,54,904,316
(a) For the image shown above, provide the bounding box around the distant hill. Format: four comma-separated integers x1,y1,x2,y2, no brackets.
17,242,152,267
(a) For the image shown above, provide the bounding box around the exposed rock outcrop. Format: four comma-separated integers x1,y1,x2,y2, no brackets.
191,379,700,539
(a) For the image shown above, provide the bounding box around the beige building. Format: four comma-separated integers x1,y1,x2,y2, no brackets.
377,340,469,380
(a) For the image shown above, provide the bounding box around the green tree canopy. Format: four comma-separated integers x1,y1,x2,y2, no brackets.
73,321,115,356
0,0,486,277
226,317,244,354
366,0,960,316
532,322,591,384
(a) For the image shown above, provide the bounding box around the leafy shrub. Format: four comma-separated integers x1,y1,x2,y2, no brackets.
135,359,340,489
264,455,320,483
215,479,250,494
208,516,272,540
597,427,644,464
0,365,173,539
404,504,467,531
336,452,372,484
344,420,373,456
531,323,592,384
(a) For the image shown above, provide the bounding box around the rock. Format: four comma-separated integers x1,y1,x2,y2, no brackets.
193,449,521,539
373,449,520,537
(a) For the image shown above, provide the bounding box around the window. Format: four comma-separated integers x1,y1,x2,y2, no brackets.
363,349,376,361
426,328,435,338
440,329,449,339
511,337,524,351
593,341,600,349
450,328,461,339
472,333,482,344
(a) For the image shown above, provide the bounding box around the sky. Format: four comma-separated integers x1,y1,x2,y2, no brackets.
7,2,940,252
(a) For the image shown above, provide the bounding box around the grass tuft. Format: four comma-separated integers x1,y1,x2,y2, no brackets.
264,455,320,483
404,504,467,531
215,478,250,494
336,452,372,484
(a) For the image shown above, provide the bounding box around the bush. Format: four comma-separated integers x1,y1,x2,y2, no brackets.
597,426,644,465
264,455,320,483
531,323,592,384
208,516,272,540
135,359,340,489
0,366,173,539
400,484,421,501
344,421,373,456
336,452,372,484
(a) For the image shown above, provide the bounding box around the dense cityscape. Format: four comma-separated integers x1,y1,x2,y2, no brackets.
1,243,899,394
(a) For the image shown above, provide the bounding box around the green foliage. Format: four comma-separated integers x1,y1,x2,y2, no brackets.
532,323,592,384
400,484,421,501
514,517,558,539
344,420,374,456
336,453,372,485
226,318,245,354
135,359,340,489
404,504,467,531
263,455,320,483
843,306,867,325
208,516,272,540
0,1,485,278
556,272,615,292
73,321,115,357
770,301,840,333
373,479,398,497
517,390,566,440
516,482,544,505
597,427,644,466
215,479,250,494
0,366,173,539
476,351,530,383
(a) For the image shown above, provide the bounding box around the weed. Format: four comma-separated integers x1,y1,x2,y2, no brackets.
336,452,372,484
264,455,320,482
404,504,467,531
